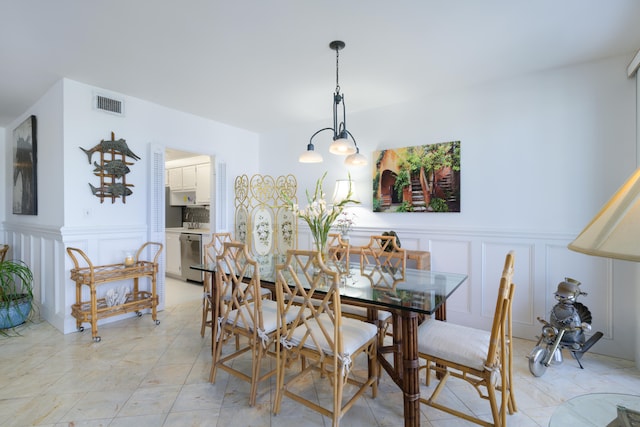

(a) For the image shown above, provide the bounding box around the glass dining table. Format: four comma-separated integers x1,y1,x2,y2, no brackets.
192,255,467,427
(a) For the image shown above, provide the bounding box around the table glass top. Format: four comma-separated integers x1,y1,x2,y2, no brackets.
191,257,467,315
549,393,640,427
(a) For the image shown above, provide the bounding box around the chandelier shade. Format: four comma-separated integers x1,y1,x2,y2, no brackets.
345,148,367,166
329,137,356,155
298,146,323,163
300,40,366,167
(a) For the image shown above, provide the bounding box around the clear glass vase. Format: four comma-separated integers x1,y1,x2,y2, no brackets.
311,236,330,286
312,233,329,266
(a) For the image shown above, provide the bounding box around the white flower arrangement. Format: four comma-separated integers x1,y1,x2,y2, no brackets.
284,172,358,254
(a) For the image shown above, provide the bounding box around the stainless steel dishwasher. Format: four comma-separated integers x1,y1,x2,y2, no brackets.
179,233,202,282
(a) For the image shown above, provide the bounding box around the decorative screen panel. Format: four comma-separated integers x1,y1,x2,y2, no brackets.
234,174,297,276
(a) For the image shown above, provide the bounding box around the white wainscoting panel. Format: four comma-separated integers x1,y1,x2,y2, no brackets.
2,224,65,331
3,221,634,360
293,223,634,359
428,239,472,315
481,242,534,334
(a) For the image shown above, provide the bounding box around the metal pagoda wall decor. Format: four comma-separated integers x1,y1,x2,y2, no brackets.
80,132,140,204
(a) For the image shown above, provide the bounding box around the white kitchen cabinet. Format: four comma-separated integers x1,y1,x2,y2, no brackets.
181,165,197,190
166,231,182,277
168,165,196,191
170,192,196,206
167,161,209,206
195,163,210,204
168,168,183,190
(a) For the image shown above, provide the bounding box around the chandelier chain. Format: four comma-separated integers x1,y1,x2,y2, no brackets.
335,47,341,94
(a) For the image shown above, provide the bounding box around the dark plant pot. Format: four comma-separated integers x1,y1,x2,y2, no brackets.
0,295,32,329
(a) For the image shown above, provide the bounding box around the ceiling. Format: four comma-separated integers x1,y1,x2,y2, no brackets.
1,1,640,133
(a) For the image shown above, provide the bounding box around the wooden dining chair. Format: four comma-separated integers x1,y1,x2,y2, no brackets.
202,232,271,338
326,233,394,336
0,244,8,263
201,232,232,337
273,249,378,427
359,234,407,286
209,241,283,406
341,235,408,344
417,251,517,427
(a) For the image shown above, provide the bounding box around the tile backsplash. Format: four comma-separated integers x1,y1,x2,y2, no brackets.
183,206,209,225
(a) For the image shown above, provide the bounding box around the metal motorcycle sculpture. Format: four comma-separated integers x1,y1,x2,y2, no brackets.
528,277,603,377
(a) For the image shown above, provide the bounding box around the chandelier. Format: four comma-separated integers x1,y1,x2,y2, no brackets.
299,41,367,166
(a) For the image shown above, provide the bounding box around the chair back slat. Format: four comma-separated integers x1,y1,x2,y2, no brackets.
485,250,516,367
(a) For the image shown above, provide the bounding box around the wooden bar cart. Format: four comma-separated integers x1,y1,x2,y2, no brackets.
67,241,163,342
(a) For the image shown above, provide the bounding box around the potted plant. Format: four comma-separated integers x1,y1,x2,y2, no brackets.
393,169,411,201
0,259,34,330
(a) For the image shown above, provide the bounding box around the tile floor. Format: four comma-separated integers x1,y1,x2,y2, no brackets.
1,277,639,426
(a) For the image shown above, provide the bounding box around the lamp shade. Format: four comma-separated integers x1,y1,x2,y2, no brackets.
568,167,640,262
332,179,359,204
329,138,357,155
299,150,323,163
345,151,367,166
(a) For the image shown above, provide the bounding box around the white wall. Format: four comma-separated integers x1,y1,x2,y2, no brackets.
261,55,635,231
0,127,5,228
2,80,65,323
61,79,259,231
3,80,65,228
3,78,260,334
259,54,638,360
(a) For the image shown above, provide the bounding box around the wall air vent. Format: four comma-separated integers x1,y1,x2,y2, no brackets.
94,93,125,116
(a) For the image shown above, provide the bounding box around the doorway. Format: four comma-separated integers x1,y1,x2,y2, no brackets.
164,147,214,307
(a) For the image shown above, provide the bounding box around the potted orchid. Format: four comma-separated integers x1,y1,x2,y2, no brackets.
285,172,359,258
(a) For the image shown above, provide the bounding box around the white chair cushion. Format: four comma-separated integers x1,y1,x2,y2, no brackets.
417,319,490,371
341,304,392,322
289,314,377,357
226,300,296,334
259,287,272,298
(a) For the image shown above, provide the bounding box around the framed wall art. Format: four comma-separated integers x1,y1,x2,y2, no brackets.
372,140,460,213
12,115,38,215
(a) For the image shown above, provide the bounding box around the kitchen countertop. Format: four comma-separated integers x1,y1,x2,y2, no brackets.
165,227,211,234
